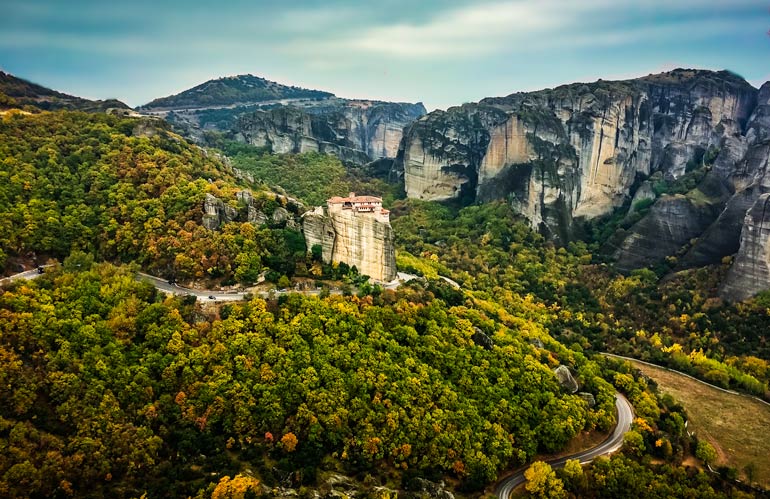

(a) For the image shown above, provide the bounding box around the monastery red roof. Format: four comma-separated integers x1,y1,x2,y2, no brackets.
327,193,383,204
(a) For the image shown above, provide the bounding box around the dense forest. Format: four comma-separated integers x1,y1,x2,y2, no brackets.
0,111,311,285
1,99,767,498
1,259,612,497
391,201,770,398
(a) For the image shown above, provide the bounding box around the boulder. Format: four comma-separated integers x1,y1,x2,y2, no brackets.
553,365,579,394
202,193,237,230
272,207,290,225
248,206,269,225
405,478,454,499
471,327,494,350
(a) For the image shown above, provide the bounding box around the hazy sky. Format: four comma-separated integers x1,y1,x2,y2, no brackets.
1,0,768,110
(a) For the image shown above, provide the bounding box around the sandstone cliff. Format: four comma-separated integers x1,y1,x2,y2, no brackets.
720,194,770,301
236,99,426,163
139,74,425,164
397,69,757,243
616,80,770,277
302,206,397,282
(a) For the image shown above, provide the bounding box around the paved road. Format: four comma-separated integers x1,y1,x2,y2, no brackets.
495,393,634,499
0,265,54,285
136,272,341,301
4,268,332,301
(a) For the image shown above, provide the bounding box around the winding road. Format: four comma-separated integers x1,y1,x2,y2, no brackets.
495,393,634,499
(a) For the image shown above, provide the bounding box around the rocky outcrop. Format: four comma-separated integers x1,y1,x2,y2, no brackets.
720,194,770,301
202,193,238,230
236,100,426,163
302,205,397,282
613,175,730,271
471,327,494,350
203,190,304,231
553,365,579,394
140,74,425,163
397,69,757,242
405,478,454,499
615,80,769,277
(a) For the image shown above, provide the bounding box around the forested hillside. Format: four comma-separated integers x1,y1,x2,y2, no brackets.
1,259,615,497
0,95,766,498
0,111,307,284
391,201,770,399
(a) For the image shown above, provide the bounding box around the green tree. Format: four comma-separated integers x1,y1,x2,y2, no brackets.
560,459,584,490
696,440,717,466
277,275,292,289
524,461,566,499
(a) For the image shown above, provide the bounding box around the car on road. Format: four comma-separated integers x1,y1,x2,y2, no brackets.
37,266,44,274
208,295,216,300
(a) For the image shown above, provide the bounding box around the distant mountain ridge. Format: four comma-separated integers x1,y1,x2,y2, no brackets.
0,71,130,112
138,74,334,110
138,73,427,163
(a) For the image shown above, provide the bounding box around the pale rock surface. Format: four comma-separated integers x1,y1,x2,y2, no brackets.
397,69,757,243
553,365,579,394
203,190,304,231
237,100,426,164
202,193,237,230
302,206,396,282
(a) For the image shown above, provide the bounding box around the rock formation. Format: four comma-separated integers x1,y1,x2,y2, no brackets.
138,74,426,163
302,194,397,282
552,365,579,394
396,69,757,243
612,174,730,271
236,100,426,163
202,193,238,230
720,194,770,301
202,190,304,231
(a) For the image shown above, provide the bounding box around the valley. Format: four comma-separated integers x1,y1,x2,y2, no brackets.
614,355,770,488
1,64,769,499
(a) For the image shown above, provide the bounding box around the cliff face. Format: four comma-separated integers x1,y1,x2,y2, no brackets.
616,81,770,277
236,100,426,163
397,69,757,242
139,74,426,164
302,207,397,282
202,190,305,231
720,194,770,301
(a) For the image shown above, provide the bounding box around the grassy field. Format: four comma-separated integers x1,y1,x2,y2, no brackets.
623,358,770,488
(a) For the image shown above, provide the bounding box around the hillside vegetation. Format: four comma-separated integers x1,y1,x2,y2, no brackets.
0,97,766,498
0,111,307,284
1,260,616,497
140,74,333,110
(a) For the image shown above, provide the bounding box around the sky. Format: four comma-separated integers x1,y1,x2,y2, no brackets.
1,0,768,111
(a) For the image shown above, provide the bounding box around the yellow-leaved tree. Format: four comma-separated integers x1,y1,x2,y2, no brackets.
211,474,260,499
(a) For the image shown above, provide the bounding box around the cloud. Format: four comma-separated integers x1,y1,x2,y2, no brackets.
348,2,559,57
279,0,764,64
